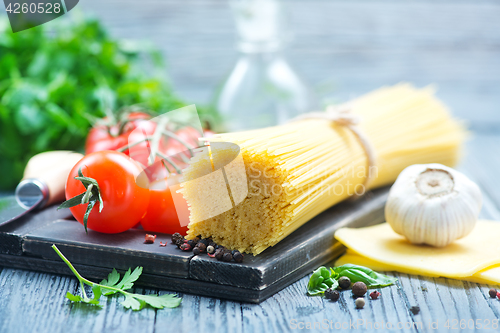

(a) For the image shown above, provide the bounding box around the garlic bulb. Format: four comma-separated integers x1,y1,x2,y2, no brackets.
385,163,482,247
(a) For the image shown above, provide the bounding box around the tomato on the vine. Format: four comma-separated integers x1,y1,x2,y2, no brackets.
140,175,190,236
85,112,157,167
63,151,150,234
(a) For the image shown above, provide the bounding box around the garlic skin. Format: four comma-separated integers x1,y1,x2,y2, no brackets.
385,163,482,247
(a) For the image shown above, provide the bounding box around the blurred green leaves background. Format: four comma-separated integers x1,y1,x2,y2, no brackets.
0,15,218,190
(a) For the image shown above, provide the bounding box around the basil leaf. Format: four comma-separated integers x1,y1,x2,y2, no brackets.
333,264,397,288
307,266,339,295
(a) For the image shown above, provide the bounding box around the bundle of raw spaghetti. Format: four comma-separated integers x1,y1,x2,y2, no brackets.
181,84,466,254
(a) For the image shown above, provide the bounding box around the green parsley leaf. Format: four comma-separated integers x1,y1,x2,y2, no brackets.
52,245,181,311
121,294,146,311
100,267,142,295
134,293,183,309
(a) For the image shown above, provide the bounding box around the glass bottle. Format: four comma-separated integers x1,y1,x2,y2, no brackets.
214,0,316,132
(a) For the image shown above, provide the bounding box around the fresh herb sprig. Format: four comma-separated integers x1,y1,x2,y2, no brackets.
52,244,182,310
307,267,339,295
332,264,397,288
307,264,397,296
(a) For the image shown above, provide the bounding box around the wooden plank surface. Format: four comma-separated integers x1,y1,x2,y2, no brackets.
0,135,498,333
0,0,499,332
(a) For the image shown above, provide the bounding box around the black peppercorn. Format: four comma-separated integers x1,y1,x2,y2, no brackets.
489,288,497,298
214,248,225,261
352,282,367,297
171,233,183,244
196,243,207,253
233,251,244,263
193,247,201,255
209,242,217,248
223,253,233,262
215,245,225,250
324,288,340,301
198,239,209,246
410,306,420,315
338,276,351,290
187,240,197,248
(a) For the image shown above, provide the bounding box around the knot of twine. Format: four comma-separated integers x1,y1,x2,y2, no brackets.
290,104,377,198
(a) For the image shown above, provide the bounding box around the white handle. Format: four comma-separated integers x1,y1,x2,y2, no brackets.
22,151,84,206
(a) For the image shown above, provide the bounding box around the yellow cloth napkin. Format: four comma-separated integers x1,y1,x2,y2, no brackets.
334,220,500,285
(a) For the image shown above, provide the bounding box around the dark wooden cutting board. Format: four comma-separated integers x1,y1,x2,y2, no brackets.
0,187,389,303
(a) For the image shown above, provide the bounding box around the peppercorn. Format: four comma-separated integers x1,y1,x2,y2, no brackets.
497,292,500,299
324,288,340,301
196,243,207,253
223,252,233,262
369,290,381,300
410,306,420,315
352,282,367,297
233,251,244,263
489,288,497,298
338,276,351,290
215,245,225,250
144,234,156,244
193,247,201,255
209,241,217,248
187,240,197,248
198,239,209,246
171,233,183,244
180,243,192,251
206,245,215,254
214,248,225,260
355,298,365,309
159,242,167,247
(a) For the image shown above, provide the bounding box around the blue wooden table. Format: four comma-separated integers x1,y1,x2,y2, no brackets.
1,1,499,332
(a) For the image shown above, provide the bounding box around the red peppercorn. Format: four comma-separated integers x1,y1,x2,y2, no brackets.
497,292,500,299
180,243,192,251
370,290,381,300
144,234,156,244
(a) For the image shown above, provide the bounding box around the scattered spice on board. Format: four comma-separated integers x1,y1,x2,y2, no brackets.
325,289,340,302
338,276,351,290
144,234,156,244
370,290,381,300
355,298,365,309
352,282,367,297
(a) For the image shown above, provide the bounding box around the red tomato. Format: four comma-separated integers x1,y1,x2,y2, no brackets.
140,175,190,235
85,112,157,167
66,151,150,234
162,127,215,171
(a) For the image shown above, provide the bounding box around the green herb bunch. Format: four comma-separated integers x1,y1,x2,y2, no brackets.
307,264,397,296
0,15,218,190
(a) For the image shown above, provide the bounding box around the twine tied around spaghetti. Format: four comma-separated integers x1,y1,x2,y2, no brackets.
289,104,377,198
